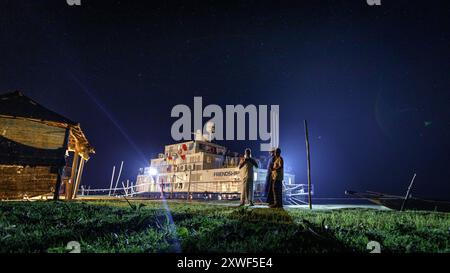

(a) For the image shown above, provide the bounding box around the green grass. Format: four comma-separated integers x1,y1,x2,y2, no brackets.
0,200,449,253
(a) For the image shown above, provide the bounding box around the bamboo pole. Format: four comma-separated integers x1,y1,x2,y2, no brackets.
108,166,116,196
54,128,70,200
304,120,313,210
67,152,80,200
73,158,85,198
122,181,127,196
401,173,417,211
112,161,124,195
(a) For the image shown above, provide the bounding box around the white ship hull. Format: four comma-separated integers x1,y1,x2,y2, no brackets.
135,140,296,199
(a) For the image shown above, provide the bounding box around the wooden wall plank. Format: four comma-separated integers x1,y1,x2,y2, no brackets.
0,117,66,150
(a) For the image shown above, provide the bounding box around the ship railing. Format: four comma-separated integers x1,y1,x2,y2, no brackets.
78,181,155,197
77,181,313,201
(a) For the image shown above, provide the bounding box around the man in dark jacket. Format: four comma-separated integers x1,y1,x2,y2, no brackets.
265,148,276,205
270,148,284,208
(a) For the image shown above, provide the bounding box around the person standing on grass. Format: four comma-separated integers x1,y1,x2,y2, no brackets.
270,148,284,208
265,148,276,206
239,148,258,206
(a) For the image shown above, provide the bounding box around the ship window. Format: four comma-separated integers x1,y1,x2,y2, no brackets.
190,174,200,181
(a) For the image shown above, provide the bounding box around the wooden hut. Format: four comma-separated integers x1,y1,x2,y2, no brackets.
0,91,94,200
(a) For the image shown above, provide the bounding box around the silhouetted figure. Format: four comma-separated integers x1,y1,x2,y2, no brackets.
239,148,258,206
265,148,276,205
270,148,284,208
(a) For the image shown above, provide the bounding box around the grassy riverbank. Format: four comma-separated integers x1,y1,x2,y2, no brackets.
0,200,449,253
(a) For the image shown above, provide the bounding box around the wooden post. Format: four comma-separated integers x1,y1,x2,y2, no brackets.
67,152,80,200
72,158,85,198
400,173,417,211
304,120,313,210
54,128,70,200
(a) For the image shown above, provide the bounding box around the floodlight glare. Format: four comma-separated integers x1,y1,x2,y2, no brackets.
148,167,158,176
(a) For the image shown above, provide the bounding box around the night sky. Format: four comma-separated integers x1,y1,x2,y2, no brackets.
1,0,449,199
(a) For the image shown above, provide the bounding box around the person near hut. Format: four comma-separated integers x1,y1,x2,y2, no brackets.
270,148,284,208
265,148,276,205
238,148,258,206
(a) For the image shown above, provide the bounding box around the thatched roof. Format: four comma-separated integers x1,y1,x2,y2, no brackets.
0,91,94,160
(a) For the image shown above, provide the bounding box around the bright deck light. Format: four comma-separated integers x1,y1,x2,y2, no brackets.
149,167,158,176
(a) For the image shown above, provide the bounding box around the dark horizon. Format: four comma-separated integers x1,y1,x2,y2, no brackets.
1,0,449,199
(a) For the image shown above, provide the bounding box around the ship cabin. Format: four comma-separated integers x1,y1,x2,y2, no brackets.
136,140,295,200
